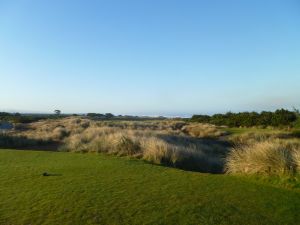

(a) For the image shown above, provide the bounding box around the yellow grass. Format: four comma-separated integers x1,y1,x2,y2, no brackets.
5,116,300,175
181,123,227,138
225,139,300,175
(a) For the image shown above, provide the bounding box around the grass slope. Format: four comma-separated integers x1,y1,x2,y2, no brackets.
0,150,300,225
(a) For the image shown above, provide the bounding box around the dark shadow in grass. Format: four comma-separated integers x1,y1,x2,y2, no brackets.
152,134,232,174
290,130,300,138
0,134,61,151
142,159,224,174
156,133,232,149
42,172,62,177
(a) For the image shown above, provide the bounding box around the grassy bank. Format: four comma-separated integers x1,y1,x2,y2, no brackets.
1,149,300,225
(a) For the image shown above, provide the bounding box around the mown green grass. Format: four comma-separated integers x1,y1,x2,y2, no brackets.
1,150,300,225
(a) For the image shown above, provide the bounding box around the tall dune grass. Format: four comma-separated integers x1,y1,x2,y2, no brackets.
181,123,227,138
228,132,291,146
293,150,300,173
5,116,300,175
60,125,226,173
225,140,300,175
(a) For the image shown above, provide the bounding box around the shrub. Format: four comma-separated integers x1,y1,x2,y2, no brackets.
191,109,297,127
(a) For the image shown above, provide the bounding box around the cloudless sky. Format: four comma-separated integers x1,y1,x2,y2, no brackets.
0,0,299,116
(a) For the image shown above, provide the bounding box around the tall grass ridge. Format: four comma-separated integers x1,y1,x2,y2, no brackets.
61,123,227,172
293,150,300,173
225,140,300,175
3,116,300,175
227,130,296,146
181,123,227,138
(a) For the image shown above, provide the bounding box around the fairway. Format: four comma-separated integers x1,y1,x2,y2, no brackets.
0,150,299,225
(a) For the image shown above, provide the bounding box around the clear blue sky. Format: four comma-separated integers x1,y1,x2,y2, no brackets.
0,0,299,116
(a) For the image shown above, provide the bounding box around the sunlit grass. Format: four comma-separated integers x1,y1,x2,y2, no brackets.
1,149,300,225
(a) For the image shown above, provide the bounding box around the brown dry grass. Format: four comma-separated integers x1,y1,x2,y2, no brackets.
60,125,226,173
7,117,226,172
225,139,300,175
5,116,300,175
181,123,227,138
228,132,291,146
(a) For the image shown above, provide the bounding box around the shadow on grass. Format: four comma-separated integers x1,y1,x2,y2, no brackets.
0,134,60,151
42,172,62,176
0,133,232,174
151,134,232,174
142,159,225,174
291,130,300,138
156,133,232,148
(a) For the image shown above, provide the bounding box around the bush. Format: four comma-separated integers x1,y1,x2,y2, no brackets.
191,109,297,127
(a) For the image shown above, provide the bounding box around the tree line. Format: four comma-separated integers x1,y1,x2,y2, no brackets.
0,111,66,123
86,113,166,121
190,109,298,127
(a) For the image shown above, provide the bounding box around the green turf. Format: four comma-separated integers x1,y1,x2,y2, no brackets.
0,150,300,225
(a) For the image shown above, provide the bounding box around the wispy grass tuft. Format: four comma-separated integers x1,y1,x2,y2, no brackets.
225,140,300,175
